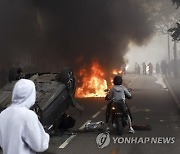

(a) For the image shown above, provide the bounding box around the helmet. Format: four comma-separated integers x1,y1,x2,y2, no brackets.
113,76,122,85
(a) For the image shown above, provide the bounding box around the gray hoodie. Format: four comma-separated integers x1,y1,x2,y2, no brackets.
108,85,131,102
0,79,49,154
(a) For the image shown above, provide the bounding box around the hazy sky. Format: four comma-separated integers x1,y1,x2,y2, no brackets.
125,33,180,72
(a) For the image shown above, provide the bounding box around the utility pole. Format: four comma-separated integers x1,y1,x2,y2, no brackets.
167,34,171,76
168,34,170,65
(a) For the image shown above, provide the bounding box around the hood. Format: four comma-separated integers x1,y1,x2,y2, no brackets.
11,79,36,109
113,85,123,92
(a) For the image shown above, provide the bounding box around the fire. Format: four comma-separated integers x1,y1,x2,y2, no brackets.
76,62,107,98
112,69,122,75
111,69,123,86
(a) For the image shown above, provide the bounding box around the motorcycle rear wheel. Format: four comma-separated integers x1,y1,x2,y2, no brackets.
117,117,123,135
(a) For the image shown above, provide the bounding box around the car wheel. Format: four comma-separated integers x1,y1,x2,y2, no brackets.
31,103,43,123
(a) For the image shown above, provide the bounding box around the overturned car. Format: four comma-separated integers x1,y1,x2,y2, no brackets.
0,67,83,131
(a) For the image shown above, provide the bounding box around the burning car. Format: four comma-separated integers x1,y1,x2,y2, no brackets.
0,67,83,131
75,62,124,98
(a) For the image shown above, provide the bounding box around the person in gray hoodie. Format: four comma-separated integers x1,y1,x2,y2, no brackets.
0,79,50,154
106,76,135,133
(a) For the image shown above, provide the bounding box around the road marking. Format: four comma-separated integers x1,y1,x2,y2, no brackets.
92,111,101,119
79,120,92,130
163,75,180,109
101,106,106,111
59,119,92,149
59,134,77,149
58,75,138,149
57,75,138,150
48,125,53,130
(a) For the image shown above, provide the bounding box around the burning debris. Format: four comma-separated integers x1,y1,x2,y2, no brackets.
112,69,123,75
76,62,107,98
75,61,126,98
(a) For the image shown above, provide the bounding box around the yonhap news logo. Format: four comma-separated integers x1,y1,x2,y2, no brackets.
96,133,175,148
112,137,175,144
96,132,110,148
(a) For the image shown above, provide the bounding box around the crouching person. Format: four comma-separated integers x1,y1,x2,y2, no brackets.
0,79,50,154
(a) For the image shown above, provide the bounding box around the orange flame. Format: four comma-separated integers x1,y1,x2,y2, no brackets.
112,69,122,75
76,62,107,97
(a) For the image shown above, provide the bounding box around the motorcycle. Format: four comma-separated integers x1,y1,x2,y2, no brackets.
105,89,132,135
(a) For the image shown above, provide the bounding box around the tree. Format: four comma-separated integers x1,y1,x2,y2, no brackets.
143,0,180,34
142,0,180,68
168,0,180,41
168,22,180,41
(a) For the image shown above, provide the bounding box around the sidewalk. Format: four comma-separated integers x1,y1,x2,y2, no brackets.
163,75,180,109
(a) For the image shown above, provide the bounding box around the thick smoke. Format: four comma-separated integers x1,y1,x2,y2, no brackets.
0,0,153,77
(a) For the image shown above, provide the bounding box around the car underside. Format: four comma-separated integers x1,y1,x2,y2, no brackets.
0,67,83,132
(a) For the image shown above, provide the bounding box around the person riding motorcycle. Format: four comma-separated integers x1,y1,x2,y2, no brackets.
105,76,135,133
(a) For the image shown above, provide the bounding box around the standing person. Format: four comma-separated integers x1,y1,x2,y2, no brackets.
156,62,160,74
148,63,153,76
161,60,168,75
137,64,141,74
0,66,8,87
122,63,126,75
134,62,138,74
142,62,146,75
0,79,49,154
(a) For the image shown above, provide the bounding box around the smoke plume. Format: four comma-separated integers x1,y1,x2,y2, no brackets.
0,0,154,74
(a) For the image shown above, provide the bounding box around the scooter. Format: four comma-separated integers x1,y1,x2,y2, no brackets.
109,101,131,135
105,89,132,135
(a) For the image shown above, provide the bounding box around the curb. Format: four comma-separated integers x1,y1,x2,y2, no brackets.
162,74,180,109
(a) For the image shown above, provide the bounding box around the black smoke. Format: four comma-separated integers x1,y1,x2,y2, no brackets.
0,0,154,78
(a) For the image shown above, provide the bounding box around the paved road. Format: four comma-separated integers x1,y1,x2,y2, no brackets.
42,74,180,154
0,74,179,154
